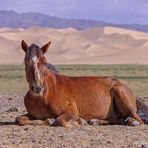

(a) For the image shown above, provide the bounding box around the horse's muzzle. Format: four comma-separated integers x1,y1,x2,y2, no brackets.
31,85,44,95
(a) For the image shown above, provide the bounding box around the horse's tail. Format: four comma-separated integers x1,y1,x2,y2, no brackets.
136,97,148,124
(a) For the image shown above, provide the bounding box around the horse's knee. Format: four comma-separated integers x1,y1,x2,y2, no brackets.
52,114,80,127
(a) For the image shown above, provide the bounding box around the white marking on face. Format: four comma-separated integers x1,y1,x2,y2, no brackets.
35,63,40,80
32,56,38,62
32,56,40,81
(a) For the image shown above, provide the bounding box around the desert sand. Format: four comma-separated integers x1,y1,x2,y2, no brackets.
0,26,148,64
0,95,148,147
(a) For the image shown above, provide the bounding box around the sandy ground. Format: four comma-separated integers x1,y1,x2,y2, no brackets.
0,95,148,148
1,26,148,64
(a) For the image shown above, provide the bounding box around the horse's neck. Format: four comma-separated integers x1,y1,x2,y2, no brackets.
44,67,57,89
44,68,67,92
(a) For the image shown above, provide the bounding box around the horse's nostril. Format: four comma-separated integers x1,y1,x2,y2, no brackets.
31,86,35,91
31,85,42,94
36,86,42,94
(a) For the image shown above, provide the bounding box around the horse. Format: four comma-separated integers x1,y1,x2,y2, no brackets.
16,40,148,127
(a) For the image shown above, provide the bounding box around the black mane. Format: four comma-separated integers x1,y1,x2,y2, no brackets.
45,63,59,73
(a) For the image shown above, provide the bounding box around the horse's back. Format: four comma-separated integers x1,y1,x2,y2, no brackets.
69,76,115,91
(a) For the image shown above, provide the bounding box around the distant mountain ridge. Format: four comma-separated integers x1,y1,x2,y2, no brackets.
0,10,148,32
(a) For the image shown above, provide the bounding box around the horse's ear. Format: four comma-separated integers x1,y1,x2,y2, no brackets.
21,40,28,52
41,41,51,54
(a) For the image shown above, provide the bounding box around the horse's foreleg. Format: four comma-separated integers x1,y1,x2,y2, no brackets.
16,114,55,126
52,100,80,127
16,114,35,126
52,113,79,127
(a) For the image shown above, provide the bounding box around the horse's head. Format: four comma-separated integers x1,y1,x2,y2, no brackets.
21,40,51,96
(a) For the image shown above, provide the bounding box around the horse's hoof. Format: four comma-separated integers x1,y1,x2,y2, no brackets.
44,118,56,126
78,118,89,126
15,116,28,126
89,119,98,126
125,117,140,126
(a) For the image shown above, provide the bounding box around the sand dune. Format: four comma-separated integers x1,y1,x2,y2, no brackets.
0,26,148,64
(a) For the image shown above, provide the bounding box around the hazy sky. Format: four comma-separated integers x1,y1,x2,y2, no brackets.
0,0,148,24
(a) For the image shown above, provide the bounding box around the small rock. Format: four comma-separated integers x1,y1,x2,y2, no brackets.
141,144,147,148
32,139,36,143
38,141,42,144
24,127,28,131
19,141,23,144
8,97,13,100
59,135,64,139
7,107,18,112
107,139,114,144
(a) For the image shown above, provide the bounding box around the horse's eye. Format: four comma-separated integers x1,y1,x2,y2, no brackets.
25,58,32,65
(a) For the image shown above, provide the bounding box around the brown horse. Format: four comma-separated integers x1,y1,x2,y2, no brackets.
16,40,147,127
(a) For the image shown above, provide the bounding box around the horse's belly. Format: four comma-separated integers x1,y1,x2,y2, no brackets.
79,95,113,120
